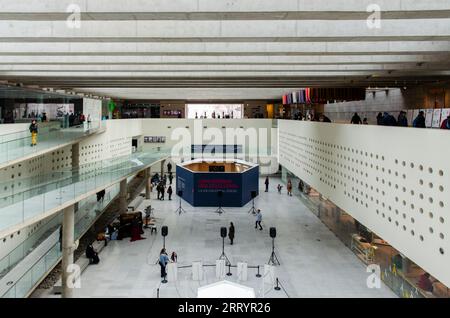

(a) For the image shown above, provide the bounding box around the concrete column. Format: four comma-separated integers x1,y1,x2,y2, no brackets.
120,179,127,212
145,168,151,200
71,143,80,168
402,256,412,274
61,205,75,298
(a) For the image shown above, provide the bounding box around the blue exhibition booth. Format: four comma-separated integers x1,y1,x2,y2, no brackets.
176,159,259,207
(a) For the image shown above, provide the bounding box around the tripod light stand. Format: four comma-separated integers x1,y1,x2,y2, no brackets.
268,227,280,266
248,191,257,214
218,227,231,266
175,190,186,215
214,191,226,214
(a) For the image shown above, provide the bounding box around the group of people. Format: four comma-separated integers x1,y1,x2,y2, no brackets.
158,249,178,279
62,112,91,128
194,111,235,119
153,163,174,200
154,175,173,200
349,111,450,129
265,176,293,196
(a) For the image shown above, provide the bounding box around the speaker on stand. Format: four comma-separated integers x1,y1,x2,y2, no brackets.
248,190,257,214
160,226,169,284
214,191,226,214
175,190,186,215
161,225,168,250
218,227,231,266
268,227,280,266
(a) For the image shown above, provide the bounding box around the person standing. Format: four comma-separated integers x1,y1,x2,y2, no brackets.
167,185,173,200
350,112,362,124
160,183,165,200
413,111,426,128
159,248,169,280
397,111,408,127
87,114,92,130
64,111,69,128
440,115,450,129
376,112,383,125
255,210,263,231
287,179,293,196
228,222,235,245
168,172,173,185
264,176,269,192
29,119,38,146
167,162,172,174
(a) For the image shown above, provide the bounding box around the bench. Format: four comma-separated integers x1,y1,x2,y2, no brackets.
52,240,105,294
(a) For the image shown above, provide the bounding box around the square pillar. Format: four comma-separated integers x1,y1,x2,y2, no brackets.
120,179,127,212
145,168,151,200
61,205,75,298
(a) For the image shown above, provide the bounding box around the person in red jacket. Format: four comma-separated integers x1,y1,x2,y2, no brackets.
440,115,450,129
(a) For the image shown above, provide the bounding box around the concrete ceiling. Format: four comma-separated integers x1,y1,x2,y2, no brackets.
0,0,449,100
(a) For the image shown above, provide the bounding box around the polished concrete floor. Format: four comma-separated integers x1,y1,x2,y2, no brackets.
55,178,396,298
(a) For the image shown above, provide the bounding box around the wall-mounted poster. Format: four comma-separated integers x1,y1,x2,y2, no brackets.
406,110,415,126
144,136,166,143
432,109,442,128
425,109,434,128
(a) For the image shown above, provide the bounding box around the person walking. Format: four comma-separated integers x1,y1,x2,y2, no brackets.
167,162,172,174
29,119,38,146
87,114,92,130
159,248,169,280
168,172,173,185
255,210,263,230
277,184,283,194
287,179,293,196
264,176,269,192
167,185,173,200
228,222,235,245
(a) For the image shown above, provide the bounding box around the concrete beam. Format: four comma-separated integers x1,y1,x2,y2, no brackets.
0,54,448,65
1,0,449,16
0,41,448,55
1,71,448,77
1,63,447,72
0,20,448,40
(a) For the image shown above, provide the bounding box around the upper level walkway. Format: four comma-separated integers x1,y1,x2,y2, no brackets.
0,149,168,239
0,121,105,169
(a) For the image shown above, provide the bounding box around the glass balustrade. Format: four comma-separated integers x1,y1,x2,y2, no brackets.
0,121,103,165
0,149,169,234
1,183,121,298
